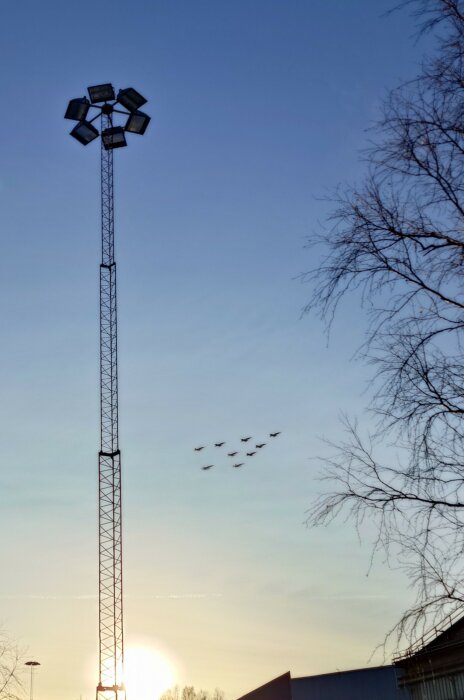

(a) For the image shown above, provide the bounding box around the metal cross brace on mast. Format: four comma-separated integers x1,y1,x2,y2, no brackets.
65,83,150,700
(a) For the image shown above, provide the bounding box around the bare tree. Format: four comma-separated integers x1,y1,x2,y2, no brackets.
160,686,224,700
0,631,22,700
159,686,180,700
304,0,464,648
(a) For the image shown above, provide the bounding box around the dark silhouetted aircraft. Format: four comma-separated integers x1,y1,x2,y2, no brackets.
269,432,281,437
246,451,256,457
194,446,205,451
214,442,225,447
228,452,238,456
256,443,266,448
202,465,213,470
233,463,244,468
241,437,252,442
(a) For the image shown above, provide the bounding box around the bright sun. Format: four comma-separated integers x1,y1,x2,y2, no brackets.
124,646,176,700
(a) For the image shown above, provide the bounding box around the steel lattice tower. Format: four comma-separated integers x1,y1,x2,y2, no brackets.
65,84,150,700
98,110,124,698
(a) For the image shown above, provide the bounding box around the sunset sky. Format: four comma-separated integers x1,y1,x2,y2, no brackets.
0,2,430,700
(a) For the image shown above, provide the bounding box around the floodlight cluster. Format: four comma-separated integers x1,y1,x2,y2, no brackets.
65,83,150,149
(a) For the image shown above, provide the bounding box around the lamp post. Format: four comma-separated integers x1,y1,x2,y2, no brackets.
65,84,150,700
25,661,40,700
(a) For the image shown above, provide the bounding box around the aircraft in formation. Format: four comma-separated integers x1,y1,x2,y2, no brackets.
193,432,282,471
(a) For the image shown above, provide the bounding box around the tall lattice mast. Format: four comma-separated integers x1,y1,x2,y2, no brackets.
98,109,124,698
65,84,151,700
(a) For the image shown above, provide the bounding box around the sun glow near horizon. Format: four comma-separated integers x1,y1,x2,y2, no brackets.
124,646,177,700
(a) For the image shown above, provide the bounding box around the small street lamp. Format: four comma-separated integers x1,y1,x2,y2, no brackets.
25,661,40,700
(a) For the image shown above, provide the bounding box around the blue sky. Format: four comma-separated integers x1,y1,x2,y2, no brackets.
0,2,433,700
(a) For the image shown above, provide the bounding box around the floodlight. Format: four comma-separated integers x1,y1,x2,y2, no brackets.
102,126,127,150
70,120,99,145
65,97,90,121
88,83,115,104
117,88,147,112
125,110,150,135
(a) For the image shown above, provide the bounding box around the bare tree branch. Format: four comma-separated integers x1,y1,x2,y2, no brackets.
0,631,23,700
160,686,224,700
304,0,464,648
